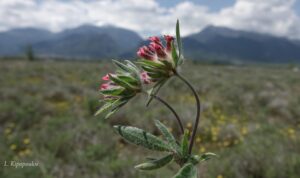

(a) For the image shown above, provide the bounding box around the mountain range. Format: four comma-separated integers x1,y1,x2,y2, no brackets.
1,24,300,63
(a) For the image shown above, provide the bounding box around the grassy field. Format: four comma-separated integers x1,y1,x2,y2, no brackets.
0,60,299,178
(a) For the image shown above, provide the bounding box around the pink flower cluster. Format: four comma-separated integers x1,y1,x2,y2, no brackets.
99,71,151,91
137,35,174,61
100,74,114,90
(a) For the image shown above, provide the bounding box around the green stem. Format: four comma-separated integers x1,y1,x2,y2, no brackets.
175,71,201,154
151,94,184,134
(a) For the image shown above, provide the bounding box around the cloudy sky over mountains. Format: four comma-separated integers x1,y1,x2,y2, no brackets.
1,0,300,39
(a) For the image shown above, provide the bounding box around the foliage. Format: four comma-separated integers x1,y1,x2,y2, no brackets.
0,59,299,178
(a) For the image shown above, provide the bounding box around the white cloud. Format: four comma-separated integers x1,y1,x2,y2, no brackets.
0,0,299,39
213,0,300,39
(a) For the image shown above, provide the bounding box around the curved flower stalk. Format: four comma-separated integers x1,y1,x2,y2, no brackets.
95,20,217,178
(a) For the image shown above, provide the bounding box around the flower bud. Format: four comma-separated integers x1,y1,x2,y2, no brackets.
140,71,151,84
102,74,110,81
164,35,174,53
100,83,110,90
137,47,156,61
149,36,161,44
151,42,167,58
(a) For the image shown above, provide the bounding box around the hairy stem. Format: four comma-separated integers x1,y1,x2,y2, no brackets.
151,94,184,134
175,71,201,154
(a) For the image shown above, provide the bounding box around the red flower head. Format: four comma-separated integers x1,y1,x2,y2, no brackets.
137,34,181,82
137,35,175,62
164,35,174,53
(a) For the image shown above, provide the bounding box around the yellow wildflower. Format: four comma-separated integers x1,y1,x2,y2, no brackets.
8,122,15,128
196,136,201,143
223,141,230,147
288,128,295,135
18,151,25,157
186,122,192,128
24,149,32,155
4,128,11,135
212,136,218,141
241,127,248,135
23,138,30,145
234,140,239,145
200,146,206,153
10,144,17,150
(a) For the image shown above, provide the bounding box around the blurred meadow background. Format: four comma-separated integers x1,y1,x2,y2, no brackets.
1,0,300,178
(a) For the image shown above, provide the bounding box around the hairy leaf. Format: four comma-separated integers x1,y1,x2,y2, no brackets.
181,130,189,157
94,98,120,116
135,154,173,170
112,60,132,72
198,152,218,162
109,74,138,90
113,125,172,152
173,163,197,178
100,87,124,96
155,120,180,152
94,99,128,119
171,41,179,67
176,20,182,59
125,60,140,76
137,60,165,69
117,75,139,86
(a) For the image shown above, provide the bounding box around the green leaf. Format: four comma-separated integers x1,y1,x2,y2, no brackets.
117,75,139,85
109,74,138,90
171,41,179,66
141,65,168,75
176,19,182,59
103,106,119,119
125,60,140,76
95,99,119,116
198,152,218,162
113,125,172,152
94,101,114,116
155,120,180,152
112,60,132,72
100,87,125,96
181,130,189,157
137,59,165,69
135,154,173,170
94,99,128,119
173,163,197,178
160,60,174,71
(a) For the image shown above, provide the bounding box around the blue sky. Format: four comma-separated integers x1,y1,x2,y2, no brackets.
295,0,300,14
1,0,300,39
159,0,235,11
